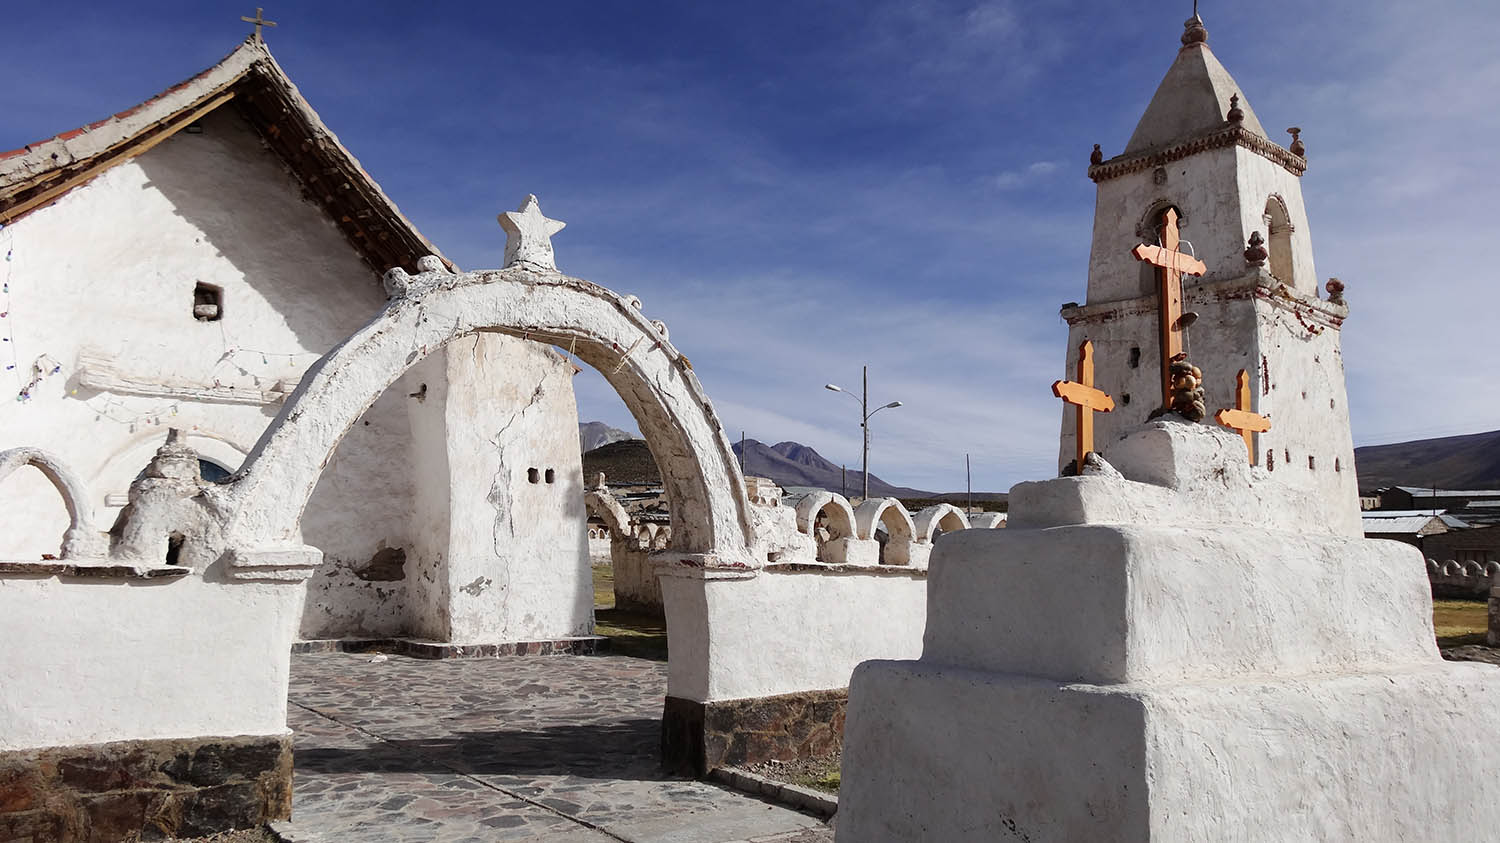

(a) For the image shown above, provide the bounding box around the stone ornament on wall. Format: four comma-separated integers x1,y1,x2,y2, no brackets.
498,194,566,272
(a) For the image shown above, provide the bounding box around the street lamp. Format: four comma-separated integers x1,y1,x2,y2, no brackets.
824,364,903,501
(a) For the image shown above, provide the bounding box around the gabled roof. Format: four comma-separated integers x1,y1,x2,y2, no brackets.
1124,17,1267,154
1361,516,1441,535
0,39,451,276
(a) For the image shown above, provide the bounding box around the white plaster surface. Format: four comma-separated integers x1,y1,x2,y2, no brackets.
1031,419,1359,536
658,565,927,703
437,334,591,643
0,107,422,641
919,524,1435,685
0,576,302,751
840,659,1500,842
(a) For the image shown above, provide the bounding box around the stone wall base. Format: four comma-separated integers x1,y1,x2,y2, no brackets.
0,733,291,842
661,689,846,776
292,635,605,659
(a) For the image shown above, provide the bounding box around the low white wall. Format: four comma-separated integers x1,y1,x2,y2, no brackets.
0,575,302,751
660,565,928,703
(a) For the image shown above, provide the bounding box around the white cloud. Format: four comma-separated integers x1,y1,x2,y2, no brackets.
993,160,1060,190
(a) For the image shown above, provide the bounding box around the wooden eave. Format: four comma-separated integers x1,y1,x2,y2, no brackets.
0,39,451,278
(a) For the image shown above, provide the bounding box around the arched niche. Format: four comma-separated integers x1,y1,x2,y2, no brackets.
1136,200,1188,295
0,447,108,560
1263,195,1295,285
854,497,915,566
914,504,969,544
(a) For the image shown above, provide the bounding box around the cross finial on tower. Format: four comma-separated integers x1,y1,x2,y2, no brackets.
498,195,567,272
1182,7,1208,46
241,7,277,41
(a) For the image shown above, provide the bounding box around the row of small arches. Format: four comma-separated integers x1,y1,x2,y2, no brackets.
794,491,1004,566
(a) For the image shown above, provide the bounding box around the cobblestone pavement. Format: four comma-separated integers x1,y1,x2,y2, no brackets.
278,652,833,842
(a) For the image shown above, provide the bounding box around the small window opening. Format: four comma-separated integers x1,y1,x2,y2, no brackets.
1284,449,1290,464
1308,455,1316,470
527,468,540,484
1335,457,1342,473
1266,450,1275,471
1121,392,1131,405
1128,347,1141,369
166,532,186,565
193,282,223,322
545,468,556,484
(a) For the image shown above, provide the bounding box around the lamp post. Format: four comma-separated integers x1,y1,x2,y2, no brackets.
824,364,902,501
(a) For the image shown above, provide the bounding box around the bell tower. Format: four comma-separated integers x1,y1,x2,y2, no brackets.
1060,13,1360,533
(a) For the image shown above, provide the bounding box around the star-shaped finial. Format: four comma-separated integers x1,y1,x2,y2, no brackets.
498,194,566,271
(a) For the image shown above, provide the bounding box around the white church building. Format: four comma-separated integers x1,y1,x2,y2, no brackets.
0,38,595,647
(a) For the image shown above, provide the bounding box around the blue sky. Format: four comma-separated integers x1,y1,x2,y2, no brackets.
5,1,1497,492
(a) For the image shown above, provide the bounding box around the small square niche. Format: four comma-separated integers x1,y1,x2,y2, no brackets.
193,282,223,322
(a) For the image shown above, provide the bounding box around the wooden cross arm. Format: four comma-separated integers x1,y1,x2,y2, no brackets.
1132,243,1207,276
1053,379,1115,412
1215,407,1271,433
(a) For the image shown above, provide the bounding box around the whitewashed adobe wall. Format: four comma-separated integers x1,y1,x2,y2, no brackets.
403,333,592,644
0,107,419,634
0,106,596,643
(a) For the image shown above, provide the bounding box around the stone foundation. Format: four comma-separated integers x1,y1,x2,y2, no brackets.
292,635,605,659
0,733,291,842
661,689,846,776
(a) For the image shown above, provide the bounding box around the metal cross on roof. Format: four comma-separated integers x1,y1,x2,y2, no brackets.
1053,340,1115,476
1132,208,1206,411
241,8,277,41
1215,369,1271,465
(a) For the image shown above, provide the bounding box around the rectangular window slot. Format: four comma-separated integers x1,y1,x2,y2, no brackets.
193,282,223,322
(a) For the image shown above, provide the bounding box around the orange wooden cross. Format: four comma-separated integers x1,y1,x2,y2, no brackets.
1053,340,1115,475
1214,369,1271,464
1132,208,1207,408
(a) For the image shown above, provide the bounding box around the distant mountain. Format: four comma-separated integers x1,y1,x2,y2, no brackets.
579,435,1010,504
1354,429,1500,493
734,439,932,499
579,421,636,453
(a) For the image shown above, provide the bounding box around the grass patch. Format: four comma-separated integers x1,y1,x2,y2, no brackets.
746,755,843,794
802,768,841,794
593,564,615,609
594,608,668,661
1434,598,1488,647
592,565,668,661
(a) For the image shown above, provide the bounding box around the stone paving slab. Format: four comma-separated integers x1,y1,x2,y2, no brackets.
280,652,832,842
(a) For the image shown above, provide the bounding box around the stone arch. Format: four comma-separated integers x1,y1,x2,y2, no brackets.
969,512,1006,529
650,528,671,551
914,504,969,544
794,491,856,541
1263,195,1295,285
215,265,753,566
0,448,107,559
583,488,631,538
854,497,915,566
